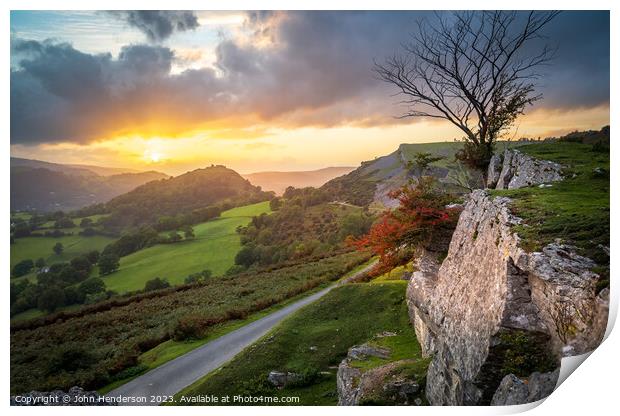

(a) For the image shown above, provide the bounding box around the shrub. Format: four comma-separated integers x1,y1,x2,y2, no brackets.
35,258,46,269
98,253,120,275
144,277,170,292
78,278,106,297
37,286,66,312
10,252,370,393
86,250,100,264
352,177,460,272
184,269,213,284
12,259,34,277
455,141,494,171
46,344,95,375
170,314,218,341
79,227,97,236
79,218,94,228
54,218,75,229
52,242,64,255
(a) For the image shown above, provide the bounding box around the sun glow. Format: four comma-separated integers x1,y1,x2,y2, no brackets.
145,150,163,163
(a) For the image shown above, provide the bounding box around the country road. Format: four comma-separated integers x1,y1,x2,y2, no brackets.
106,261,376,405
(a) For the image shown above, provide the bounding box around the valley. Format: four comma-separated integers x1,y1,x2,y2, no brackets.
8,9,611,409
9,129,611,407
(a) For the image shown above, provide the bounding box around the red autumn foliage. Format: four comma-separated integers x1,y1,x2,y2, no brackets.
351,177,461,274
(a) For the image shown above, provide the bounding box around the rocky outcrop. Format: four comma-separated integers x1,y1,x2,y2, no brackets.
406,190,607,405
337,341,427,406
11,386,115,406
487,149,563,189
267,371,303,389
491,369,559,406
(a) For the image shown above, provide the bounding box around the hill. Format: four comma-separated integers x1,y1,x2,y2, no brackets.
11,157,99,177
242,167,355,195
321,142,482,208
321,128,610,209
11,157,145,177
66,163,142,176
101,165,273,228
10,158,168,212
10,168,167,212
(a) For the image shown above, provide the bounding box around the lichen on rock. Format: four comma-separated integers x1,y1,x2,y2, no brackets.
491,369,560,406
487,149,563,189
337,339,429,406
406,189,607,405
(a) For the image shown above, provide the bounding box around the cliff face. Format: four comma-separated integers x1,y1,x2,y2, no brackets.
406,152,608,405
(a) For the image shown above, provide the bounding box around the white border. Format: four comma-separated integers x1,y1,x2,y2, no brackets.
2,1,616,415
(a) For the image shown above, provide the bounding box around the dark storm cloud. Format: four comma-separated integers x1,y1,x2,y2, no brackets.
535,11,609,108
10,11,609,145
106,11,199,41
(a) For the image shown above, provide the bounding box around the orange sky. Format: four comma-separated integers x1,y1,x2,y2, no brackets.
9,104,609,175
10,11,610,175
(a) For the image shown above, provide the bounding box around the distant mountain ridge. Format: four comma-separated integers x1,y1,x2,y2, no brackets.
242,166,356,195
10,157,169,212
11,157,148,177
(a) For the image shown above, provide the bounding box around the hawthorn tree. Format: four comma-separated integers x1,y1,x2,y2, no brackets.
52,242,64,255
375,11,559,169
352,177,461,274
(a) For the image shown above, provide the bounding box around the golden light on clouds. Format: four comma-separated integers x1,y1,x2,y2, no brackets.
9,103,608,176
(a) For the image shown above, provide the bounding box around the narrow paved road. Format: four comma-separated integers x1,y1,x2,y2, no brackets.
106,261,375,405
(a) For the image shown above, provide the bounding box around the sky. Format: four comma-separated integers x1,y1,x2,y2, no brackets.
10,10,610,175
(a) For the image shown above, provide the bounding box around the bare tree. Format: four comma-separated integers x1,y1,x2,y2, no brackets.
375,11,559,169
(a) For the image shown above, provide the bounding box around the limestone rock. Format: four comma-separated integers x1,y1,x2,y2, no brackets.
337,360,363,405
337,341,426,406
337,358,425,406
267,371,302,388
487,153,503,188
492,149,563,189
491,369,559,405
490,374,529,405
406,190,607,405
348,344,390,360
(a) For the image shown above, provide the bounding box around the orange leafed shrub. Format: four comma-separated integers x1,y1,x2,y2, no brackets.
352,177,461,273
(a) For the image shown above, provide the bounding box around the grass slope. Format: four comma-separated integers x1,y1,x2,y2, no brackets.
492,143,609,260
102,201,271,293
492,142,610,289
177,281,423,406
10,234,114,270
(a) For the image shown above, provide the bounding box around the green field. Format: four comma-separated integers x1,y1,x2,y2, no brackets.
178,281,426,405
102,201,272,293
10,234,115,270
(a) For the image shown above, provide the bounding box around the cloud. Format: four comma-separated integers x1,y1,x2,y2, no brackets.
106,11,199,42
10,11,609,146
242,142,280,151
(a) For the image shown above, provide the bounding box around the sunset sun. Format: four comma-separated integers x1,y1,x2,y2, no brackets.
7,9,611,407
146,150,163,163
